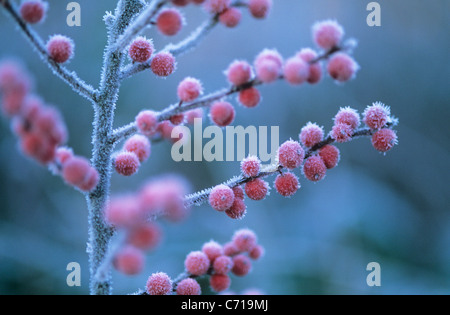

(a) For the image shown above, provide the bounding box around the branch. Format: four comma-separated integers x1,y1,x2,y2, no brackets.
1,0,98,102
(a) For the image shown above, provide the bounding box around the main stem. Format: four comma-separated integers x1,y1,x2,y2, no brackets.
86,0,144,295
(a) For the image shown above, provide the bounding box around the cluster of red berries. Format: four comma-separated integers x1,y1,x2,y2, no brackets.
144,228,264,295
114,134,151,176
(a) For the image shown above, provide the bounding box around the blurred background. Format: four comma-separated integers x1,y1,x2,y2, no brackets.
0,0,449,295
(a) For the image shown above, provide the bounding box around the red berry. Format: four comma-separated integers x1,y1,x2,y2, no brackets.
226,60,253,86
278,140,305,169
371,129,397,152
176,278,201,295
327,53,359,82
225,198,247,220
157,8,183,36
231,254,252,276
213,255,233,275
238,87,261,108
124,134,151,162
47,35,74,64
363,102,391,130
115,151,140,176
312,20,344,50
284,57,309,85
219,7,242,28
210,274,231,292
185,108,204,124
209,184,235,211
244,178,269,201
151,52,176,77
248,0,272,19
113,245,144,275
248,245,265,260
202,240,223,263
331,122,353,143
334,107,360,130
19,0,47,24
146,272,172,295
297,48,322,84
254,49,283,83
104,195,142,228
303,155,327,182
55,146,74,165
62,156,91,186
128,36,154,63
127,222,161,250
318,145,340,169
205,0,231,14
232,186,245,200
232,228,257,252
185,251,210,276
177,77,203,102
240,155,261,177
169,113,185,125
274,172,300,197
223,241,240,256
299,122,324,148
136,110,158,136
210,101,235,127
78,167,99,192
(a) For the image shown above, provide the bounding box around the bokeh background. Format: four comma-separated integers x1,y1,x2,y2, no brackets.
0,0,449,295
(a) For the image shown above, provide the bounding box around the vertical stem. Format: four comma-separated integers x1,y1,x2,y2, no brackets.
86,0,144,295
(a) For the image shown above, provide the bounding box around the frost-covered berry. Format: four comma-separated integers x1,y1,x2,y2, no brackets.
136,110,158,136
124,134,151,162
55,147,74,165
146,272,172,295
225,198,247,220
213,255,234,275
78,168,99,192
363,102,391,130
284,57,309,85
186,108,204,124
219,7,242,28
104,195,142,228
210,274,231,292
312,20,344,50
202,240,223,263
299,122,324,148
210,101,235,127
277,140,304,169
248,0,272,19
232,229,257,252
274,172,300,197
205,0,231,14
327,53,359,82
303,155,327,182
226,60,253,86
151,52,176,77
371,129,397,152
20,0,47,24
223,241,240,256
331,122,353,143
176,278,201,295
241,155,261,178
115,151,140,176
232,186,245,200
238,87,261,108
62,156,91,186
209,184,235,211
177,77,203,102
113,245,144,275
128,36,154,63
185,251,210,276
318,145,340,169
47,35,74,64
248,244,265,260
244,178,269,201
232,254,252,276
334,107,360,130
254,49,283,83
157,8,183,36
127,222,161,250
169,113,185,126
297,48,322,84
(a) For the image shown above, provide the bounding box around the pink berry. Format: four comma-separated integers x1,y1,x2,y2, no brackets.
202,240,224,263
20,132,55,164
136,110,158,136
205,0,231,14
127,222,161,250
327,53,359,82
363,102,391,130
78,167,99,192
303,155,327,182
177,77,203,102
297,48,322,84
334,107,360,130
113,245,144,275
248,244,265,260
169,113,185,125
240,155,261,178
232,186,245,200
254,49,283,83
318,145,340,169
210,101,235,127
146,272,172,295
244,178,269,201
312,20,344,50
151,52,176,77
331,122,353,143
55,146,74,165
210,274,231,292
238,87,261,108
232,228,257,252
219,7,242,28
104,195,142,228
225,198,247,220
283,57,309,85
371,129,397,152
274,172,300,197
46,35,74,64
185,251,210,276
277,140,305,169
62,156,91,186
176,278,201,295
231,254,252,276
226,60,253,86
115,151,140,176
299,122,324,148
185,108,204,124
209,184,235,211
213,255,234,275
157,8,183,36
19,0,47,24
128,36,154,63
124,134,151,162
248,0,272,19
223,241,240,256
